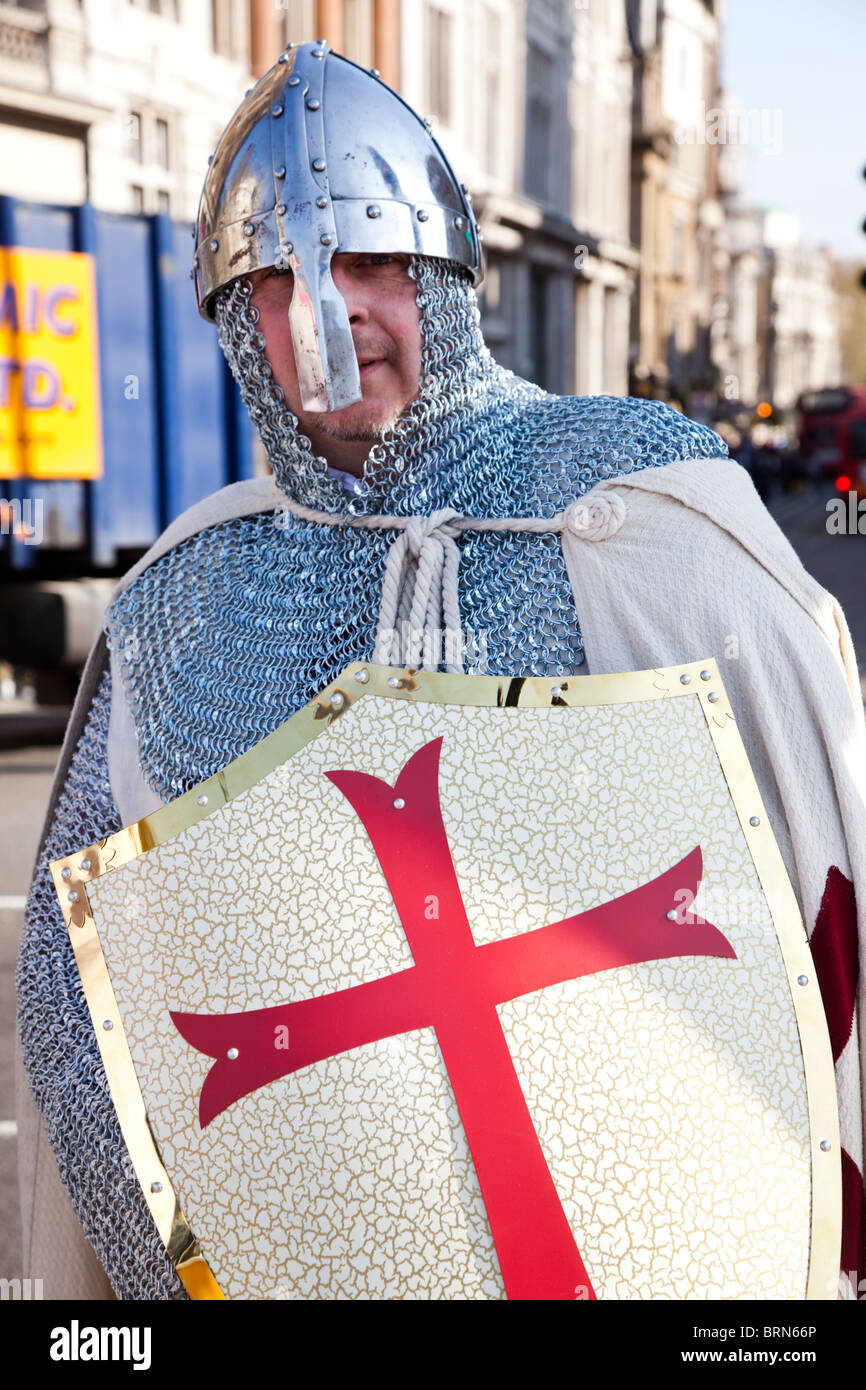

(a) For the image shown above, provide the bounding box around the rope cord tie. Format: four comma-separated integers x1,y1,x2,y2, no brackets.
277,492,626,674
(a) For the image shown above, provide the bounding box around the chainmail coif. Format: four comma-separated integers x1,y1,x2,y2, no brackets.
17,254,729,1298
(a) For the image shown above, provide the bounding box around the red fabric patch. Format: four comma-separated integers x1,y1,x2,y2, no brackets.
841,1148,865,1293
809,866,858,1063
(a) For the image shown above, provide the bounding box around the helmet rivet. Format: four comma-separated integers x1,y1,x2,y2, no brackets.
243,222,255,236
286,42,294,50
313,49,325,59
320,234,333,246
276,202,287,215
306,98,320,111
188,269,194,279
366,204,381,218
454,216,465,230
207,154,213,165
288,75,300,86
193,255,199,267
312,157,326,172
461,182,469,192
245,88,252,97
275,165,286,179
416,208,429,221
370,67,380,77
209,238,218,252
271,103,284,117
278,53,288,64
316,196,328,208
315,37,325,45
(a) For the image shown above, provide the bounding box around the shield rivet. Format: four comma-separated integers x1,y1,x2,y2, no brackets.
417,209,430,221
306,98,321,111
700,669,712,680
196,793,208,806
367,204,381,219
276,203,287,215
707,691,719,703
393,798,405,810
354,669,369,683
666,909,678,921
275,165,286,179
320,234,333,246
102,1019,113,1030
749,815,760,826
329,692,344,709
387,676,401,687
151,1181,163,1193
68,890,78,902
550,686,563,698
61,867,72,880
226,1047,239,1061
454,216,465,230
679,673,691,684
316,196,328,208
243,222,255,236
80,858,91,871
820,1140,832,1152
209,239,219,252
312,158,326,172
797,974,808,985
271,103,284,117
288,75,300,86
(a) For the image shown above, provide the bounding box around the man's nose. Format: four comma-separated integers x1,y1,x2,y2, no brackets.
331,263,370,323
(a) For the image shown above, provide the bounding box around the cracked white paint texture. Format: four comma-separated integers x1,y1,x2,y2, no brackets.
88,691,812,1300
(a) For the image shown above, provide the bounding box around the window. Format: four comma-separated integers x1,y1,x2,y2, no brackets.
157,189,171,212
130,185,144,212
525,43,553,204
482,6,500,176
529,266,549,388
343,0,372,66
154,118,170,170
211,0,235,57
128,110,142,162
424,4,452,124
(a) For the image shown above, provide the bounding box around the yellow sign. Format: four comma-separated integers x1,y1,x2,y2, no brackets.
0,246,103,480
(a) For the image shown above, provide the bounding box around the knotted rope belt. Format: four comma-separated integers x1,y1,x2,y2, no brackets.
280,493,627,673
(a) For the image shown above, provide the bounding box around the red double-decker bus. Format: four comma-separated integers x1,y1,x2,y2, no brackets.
796,385,866,494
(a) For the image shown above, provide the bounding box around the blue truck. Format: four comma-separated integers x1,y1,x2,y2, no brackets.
0,194,254,703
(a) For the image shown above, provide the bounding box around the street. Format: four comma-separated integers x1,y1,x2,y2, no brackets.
0,478,863,1289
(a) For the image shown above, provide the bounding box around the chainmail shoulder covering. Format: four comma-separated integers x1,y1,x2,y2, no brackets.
105,256,728,804
16,665,187,1299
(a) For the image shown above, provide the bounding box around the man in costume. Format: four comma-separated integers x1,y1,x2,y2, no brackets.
16,41,866,1298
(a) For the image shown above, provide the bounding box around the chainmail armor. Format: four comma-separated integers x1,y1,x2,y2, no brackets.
18,255,728,1297
104,257,728,803
16,668,187,1297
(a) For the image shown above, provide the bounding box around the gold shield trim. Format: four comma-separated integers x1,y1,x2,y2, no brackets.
51,658,841,1300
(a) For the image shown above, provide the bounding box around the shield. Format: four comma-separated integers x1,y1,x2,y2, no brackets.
52,658,840,1300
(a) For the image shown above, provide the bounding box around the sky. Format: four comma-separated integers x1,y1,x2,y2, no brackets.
720,0,865,261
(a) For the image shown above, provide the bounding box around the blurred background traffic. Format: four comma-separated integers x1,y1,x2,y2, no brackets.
1,0,865,1286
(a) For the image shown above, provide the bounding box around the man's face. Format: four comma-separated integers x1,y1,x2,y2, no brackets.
247,251,423,473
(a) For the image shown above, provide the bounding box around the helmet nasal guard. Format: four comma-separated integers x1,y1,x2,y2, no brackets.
193,40,482,412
